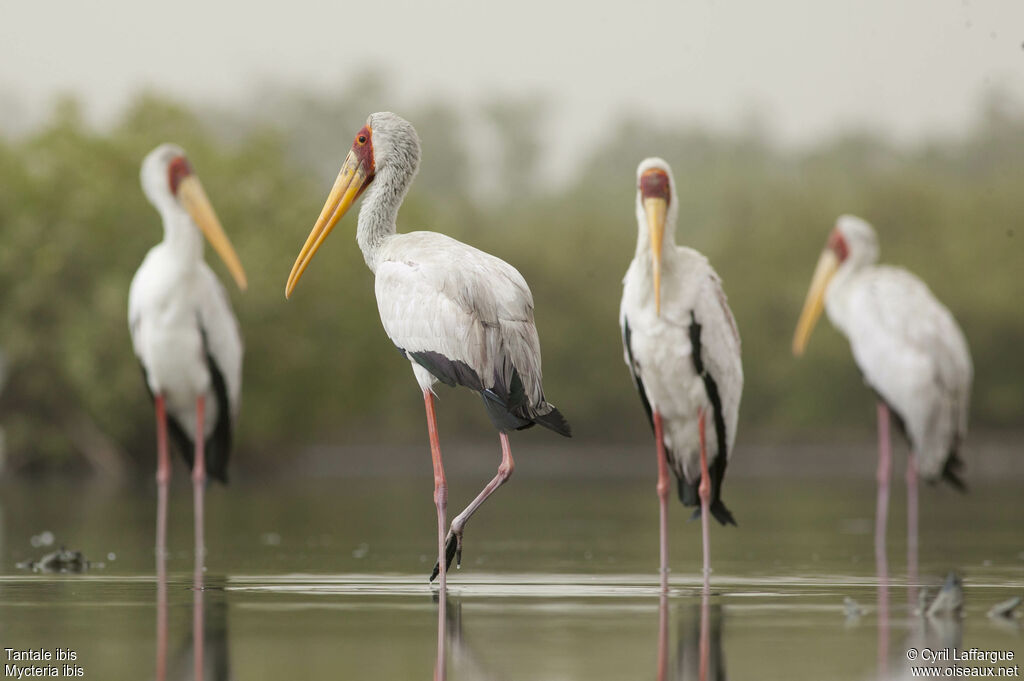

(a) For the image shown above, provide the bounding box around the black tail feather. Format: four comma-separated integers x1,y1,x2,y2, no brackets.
688,499,738,527
679,477,737,527
533,406,572,438
941,450,967,493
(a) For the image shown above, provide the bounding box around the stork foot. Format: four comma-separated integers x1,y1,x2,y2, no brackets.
429,529,463,582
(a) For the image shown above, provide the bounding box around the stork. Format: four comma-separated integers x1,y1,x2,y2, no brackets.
620,158,743,592
129,144,246,559
285,112,570,591
792,214,972,579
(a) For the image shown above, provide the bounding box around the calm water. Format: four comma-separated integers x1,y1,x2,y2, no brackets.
0,473,1021,680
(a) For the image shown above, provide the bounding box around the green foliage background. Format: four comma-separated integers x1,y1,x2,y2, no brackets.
0,82,1021,477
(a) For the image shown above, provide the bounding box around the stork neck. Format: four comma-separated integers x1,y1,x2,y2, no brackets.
160,205,203,264
357,163,413,272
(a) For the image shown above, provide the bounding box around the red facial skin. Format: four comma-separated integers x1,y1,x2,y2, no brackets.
827,228,850,262
352,125,376,176
168,156,193,195
639,169,671,206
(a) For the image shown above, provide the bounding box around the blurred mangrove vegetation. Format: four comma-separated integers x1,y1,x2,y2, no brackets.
0,80,1021,478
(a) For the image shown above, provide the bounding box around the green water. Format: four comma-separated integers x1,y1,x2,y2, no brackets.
0,474,1021,680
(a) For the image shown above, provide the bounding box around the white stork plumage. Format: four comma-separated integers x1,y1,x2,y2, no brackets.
620,158,743,591
792,215,971,572
129,143,246,554
285,112,570,590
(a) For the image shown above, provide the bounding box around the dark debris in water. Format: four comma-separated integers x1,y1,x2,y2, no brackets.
17,546,102,574
926,572,964,618
987,595,1022,620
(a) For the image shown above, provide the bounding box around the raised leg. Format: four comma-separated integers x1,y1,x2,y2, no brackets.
653,410,670,592
698,408,711,593
875,402,891,569
906,449,919,604
193,395,207,561
424,390,448,592
431,431,515,580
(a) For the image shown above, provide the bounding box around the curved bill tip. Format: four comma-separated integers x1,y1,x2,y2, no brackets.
177,175,248,292
285,152,367,299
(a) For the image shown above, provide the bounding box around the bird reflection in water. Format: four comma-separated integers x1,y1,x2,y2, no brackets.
439,596,514,681
657,592,726,681
154,541,231,681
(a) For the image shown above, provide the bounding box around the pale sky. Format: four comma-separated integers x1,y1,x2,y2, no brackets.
3,0,1023,176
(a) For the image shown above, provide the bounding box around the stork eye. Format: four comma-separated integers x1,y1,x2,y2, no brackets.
358,135,367,144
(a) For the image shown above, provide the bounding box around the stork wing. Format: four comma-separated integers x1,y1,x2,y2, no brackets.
844,266,972,436
690,269,744,458
375,231,546,408
196,263,244,418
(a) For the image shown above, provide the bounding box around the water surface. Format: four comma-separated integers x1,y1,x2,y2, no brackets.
0,475,1021,679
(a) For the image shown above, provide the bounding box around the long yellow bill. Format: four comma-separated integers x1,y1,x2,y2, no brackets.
644,196,667,316
792,249,840,356
285,150,369,298
178,175,247,291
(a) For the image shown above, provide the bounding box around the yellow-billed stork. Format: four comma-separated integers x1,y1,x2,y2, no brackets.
284,112,570,591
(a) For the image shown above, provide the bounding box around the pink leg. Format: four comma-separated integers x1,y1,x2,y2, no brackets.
437,432,515,575
155,395,170,486
875,402,891,569
875,402,891,677
698,408,711,593
877,530,890,679
424,390,448,593
155,497,168,681
653,411,670,592
154,395,169,681
193,395,207,561
906,449,919,604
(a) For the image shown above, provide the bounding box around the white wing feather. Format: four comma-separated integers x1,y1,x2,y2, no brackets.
196,263,243,418
375,232,546,406
829,265,972,477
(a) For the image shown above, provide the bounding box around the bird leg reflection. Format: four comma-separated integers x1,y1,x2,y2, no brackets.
656,590,669,681
424,390,448,592
434,592,448,681
670,589,721,681
434,433,515,579
698,590,711,681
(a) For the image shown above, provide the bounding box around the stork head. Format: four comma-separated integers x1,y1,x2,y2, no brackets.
792,214,879,356
140,144,247,290
635,158,677,316
286,112,421,298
